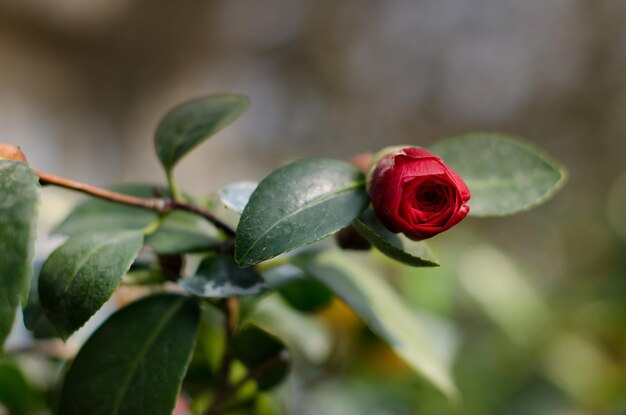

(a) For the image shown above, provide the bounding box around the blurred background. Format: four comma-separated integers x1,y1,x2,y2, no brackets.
1,1,626,414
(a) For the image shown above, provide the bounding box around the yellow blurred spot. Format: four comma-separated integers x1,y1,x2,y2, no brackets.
318,299,362,331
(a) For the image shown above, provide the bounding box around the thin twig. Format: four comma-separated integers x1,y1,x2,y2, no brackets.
36,170,236,237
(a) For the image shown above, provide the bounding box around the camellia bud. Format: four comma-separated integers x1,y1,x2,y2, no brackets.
0,144,28,163
368,146,470,241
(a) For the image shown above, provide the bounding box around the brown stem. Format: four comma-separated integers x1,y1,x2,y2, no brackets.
36,170,236,237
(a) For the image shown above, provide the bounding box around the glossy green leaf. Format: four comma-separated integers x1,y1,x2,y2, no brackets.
235,158,369,267
262,264,333,312
429,133,567,217
353,208,439,267
155,94,249,172
39,230,144,339
181,254,269,298
218,181,257,214
0,160,39,349
293,250,457,399
58,294,200,415
233,324,290,391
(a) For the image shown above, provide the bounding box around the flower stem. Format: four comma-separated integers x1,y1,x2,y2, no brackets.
36,169,236,237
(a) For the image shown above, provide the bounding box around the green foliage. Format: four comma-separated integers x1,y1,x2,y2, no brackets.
145,211,218,254
54,184,158,235
57,294,200,415
262,264,333,312
233,324,290,391
293,250,457,399
235,158,369,267
0,361,42,415
249,296,332,365
218,181,257,214
429,133,567,217
155,94,249,173
0,160,39,349
55,184,217,253
181,254,268,298
354,208,439,267
23,271,58,340
0,96,572,413
38,230,144,339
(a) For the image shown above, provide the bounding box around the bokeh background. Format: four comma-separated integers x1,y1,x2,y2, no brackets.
1,1,626,414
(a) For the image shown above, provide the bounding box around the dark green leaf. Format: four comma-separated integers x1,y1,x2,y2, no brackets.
250,296,332,364
0,160,39,349
155,94,249,172
23,267,58,339
278,278,333,313
218,181,257,214
235,158,369,267
429,133,567,217
181,254,268,298
233,324,290,391
293,250,457,399
262,264,332,312
58,294,200,415
0,362,41,415
353,208,439,267
39,230,143,339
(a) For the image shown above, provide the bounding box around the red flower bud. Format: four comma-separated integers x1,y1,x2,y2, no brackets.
368,147,470,240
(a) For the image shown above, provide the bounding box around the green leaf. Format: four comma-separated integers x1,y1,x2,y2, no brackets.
353,208,439,267
457,245,552,347
262,265,333,312
23,269,58,339
145,211,218,254
235,158,369,267
293,250,457,399
181,254,268,298
57,294,200,415
54,184,160,235
429,133,567,217
218,181,257,214
232,324,290,391
55,184,216,254
155,94,249,172
39,230,144,339
0,160,39,349
0,361,42,415
250,296,332,365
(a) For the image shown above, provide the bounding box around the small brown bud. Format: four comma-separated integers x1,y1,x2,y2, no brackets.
335,225,372,251
0,144,28,163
